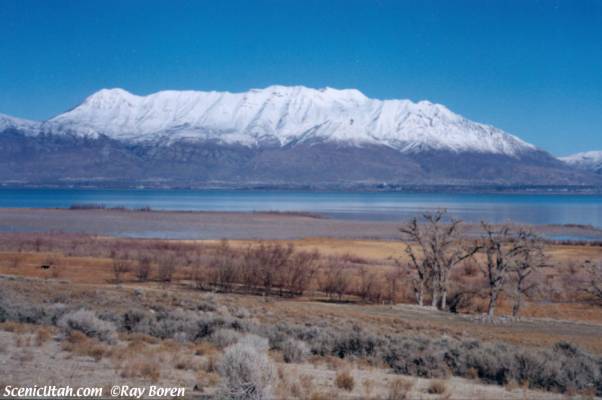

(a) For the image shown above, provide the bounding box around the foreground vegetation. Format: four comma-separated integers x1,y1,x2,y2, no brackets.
0,215,601,399
1,274,600,399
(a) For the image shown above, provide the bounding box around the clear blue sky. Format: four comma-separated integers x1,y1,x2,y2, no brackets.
1,0,601,156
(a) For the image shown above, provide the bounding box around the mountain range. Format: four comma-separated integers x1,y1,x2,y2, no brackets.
0,86,600,189
559,151,602,175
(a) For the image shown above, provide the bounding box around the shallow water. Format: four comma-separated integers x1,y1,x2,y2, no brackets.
1,188,601,227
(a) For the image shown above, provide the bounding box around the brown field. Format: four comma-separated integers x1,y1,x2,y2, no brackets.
0,224,601,399
1,236,600,318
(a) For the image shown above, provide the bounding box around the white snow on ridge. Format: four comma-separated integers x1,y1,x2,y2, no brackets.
0,113,40,133
560,151,602,171
31,86,535,155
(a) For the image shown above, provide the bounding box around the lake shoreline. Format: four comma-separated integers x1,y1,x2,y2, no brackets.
1,188,602,227
1,208,602,241
2,184,602,195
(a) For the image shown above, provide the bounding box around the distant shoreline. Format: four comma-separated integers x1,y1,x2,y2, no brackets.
1,184,602,195
1,208,601,242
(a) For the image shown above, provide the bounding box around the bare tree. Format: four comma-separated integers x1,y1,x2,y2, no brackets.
384,264,404,304
157,254,176,282
284,250,320,296
112,259,130,284
242,242,294,296
320,258,351,301
438,234,480,310
400,211,478,309
509,236,546,316
581,259,602,305
356,266,383,303
210,240,239,292
8,254,23,269
400,240,431,306
135,255,151,282
480,223,533,319
34,237,43,252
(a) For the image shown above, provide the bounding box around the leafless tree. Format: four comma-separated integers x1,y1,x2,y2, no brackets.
34,237,43,252
400,210,478,309
320,258,351,301
242,242,294,296
8,254,23,269
135,256,151,282
400,240,431,306
581,259,602,305
210,240,239,292
480,223,533,319
509,236,547,316
284,249,320,296
384,264,404,304
157,254,176,282
112,259,130,284
356,266,383,303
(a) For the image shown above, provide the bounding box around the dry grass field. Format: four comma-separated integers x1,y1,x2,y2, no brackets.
0,230,601,399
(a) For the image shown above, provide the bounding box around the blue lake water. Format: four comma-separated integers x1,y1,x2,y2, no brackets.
0,188,601,227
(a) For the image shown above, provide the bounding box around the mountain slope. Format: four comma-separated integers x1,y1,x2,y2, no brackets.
44,86,534,156
0,113,40,133
560,151,602,174
0,86,600,188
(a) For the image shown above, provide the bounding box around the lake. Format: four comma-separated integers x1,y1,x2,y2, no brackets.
1,188,601,228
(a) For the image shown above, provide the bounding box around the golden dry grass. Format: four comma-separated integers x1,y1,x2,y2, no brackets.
1,235,601,355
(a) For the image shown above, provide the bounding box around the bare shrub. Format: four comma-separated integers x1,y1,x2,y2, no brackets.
283,250,320,296
135,256,151,282
384,336,456,379
121,358,161,382
210,328,241,349
238,334,270,352
387,378,413,400
319,258,351,301
384,265,405,304
157,254,176,282
192,264,211,290
218,336,276,400
335,370,355,391
426,380,447,394
581,260,602,305
281,338,310,363
34,237,43,252
111,259,130,284
35,326,54,346
356,266,384,303
242,242,294,296
58,309,117,343
62,331,107,361
209,240,240,292
7,254,23,269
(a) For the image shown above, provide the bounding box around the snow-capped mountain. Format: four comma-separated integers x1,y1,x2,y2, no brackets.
0,113,40,133
560,151,602,174
0,86,599,188
44,86,535,156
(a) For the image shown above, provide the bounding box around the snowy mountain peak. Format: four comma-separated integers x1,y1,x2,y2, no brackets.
43,85,536,155
560,151,602,173
0,112,40,132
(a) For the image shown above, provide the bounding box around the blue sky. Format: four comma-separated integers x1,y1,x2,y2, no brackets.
1,0,601,156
